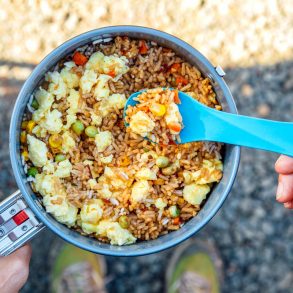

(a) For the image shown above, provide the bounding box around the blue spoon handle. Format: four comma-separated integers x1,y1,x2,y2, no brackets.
202,109,293,157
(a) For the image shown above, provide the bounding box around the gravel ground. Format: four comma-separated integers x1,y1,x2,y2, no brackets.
0,1,292,292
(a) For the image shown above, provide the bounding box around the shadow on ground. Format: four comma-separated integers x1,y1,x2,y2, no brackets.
0,59,292,293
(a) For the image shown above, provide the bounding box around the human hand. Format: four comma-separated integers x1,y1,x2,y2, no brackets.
275,155,293,209
0,244,31,293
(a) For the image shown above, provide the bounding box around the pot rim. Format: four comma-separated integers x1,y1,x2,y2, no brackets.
9,25,240,256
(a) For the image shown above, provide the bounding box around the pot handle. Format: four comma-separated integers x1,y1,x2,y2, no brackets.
0,190,45,256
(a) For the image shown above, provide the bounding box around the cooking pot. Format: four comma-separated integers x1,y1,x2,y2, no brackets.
0,26,240,256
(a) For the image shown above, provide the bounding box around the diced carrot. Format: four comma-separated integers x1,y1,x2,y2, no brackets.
102,199,110,204
173,217,180,225
73,51,88,66
159,143,168,147
170,63,181,72
173,90,181,104
139,40,148,54
168,122,182,133
175,75,188,86
107,70,116,78
169,139,176,145
139,106,149,112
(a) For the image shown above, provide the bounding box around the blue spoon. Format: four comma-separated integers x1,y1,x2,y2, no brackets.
124,90,293,157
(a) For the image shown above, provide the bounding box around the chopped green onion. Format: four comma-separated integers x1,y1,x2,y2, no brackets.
169,205,180,218
31,99,39,110
118,215,129,229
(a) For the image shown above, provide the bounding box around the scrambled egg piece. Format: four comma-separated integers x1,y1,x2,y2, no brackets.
27,135,48,167
67,89,80,114
39,109,63,134
140,151,158,163
165,102,182,134
32,125,47,138
32,88,54,122
62,131,75,153
108,94,127,109
102,55,129,77
85,52,104,71
135,167,157,180
80,199,103,234
88,178,98,189
63,113,77,130
155,198,167,210
98,183,113,199
60,65,80,89
35,173,62,197
97,220,136,245
86,51,129,78
183,183,210,206
98,94,126,117
54,159,72,178
102,167,128,190
46,71,67,100
42,161,55,174
100,154,113,164
35,173,77,226
90,112,102,126
95,131,113,152
80,69,97,94
93,74,111,101
43,195,78,227
131,180,150,203
129,111,155,137
62,89,80,130
183,159,223,185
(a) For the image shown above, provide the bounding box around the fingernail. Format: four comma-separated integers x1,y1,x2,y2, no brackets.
276,182,284,200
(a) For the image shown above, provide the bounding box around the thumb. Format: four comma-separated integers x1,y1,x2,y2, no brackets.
0,244,32,293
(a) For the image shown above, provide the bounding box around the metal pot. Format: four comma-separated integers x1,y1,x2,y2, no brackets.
0,26,240,256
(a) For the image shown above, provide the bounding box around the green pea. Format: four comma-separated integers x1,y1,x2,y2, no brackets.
169,205,180,218
85,126,98,138
162,163,178,175
156,156,169,168
118,216,129,229
72,120,85,135
55,154,66,162
143,148,150,152
27,167,38,177
31,99,39,110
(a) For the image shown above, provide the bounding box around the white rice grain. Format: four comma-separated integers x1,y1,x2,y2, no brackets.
110,198,119,206
162,218,169,225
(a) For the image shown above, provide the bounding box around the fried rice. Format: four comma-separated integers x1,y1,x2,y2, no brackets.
20,36,223,245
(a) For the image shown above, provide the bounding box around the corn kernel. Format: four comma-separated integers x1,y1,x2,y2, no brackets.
21,121,28,130
26,120,36,133
22,150,29,161
150,103,166,117
120,156,130,167
154,178,165,185
48,134,62,149
177,197,185,205
20,131,27,144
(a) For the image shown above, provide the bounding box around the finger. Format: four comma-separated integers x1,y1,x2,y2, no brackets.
275,155,293,174
284,201,293,209
10,244,32,264
276,174,293,203
0,244,32,293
